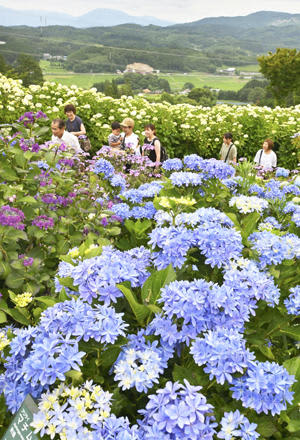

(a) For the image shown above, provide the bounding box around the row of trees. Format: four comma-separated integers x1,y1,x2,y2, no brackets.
0,54,43,87
93,73,171,98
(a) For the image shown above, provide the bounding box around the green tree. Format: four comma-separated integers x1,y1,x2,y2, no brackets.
183,82,195,90
119,82,133,97
248,87,266,104
0,54,7,74
15,54,43,87
258,48,300,105
188,87,216,106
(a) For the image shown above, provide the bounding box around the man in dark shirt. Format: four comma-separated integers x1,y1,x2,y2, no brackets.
64,104,86,137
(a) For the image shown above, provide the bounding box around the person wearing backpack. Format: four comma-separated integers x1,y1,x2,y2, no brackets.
142,124,167,166
254,139,277,170
220,132,237,164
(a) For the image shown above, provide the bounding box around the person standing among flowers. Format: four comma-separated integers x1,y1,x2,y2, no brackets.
142,124,161,166
51,118,82,154
64,104,86,137
120,118,140,155
220,132,237,164
254,139,277,170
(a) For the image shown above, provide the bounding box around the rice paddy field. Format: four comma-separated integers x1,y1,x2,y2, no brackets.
41,61,255,91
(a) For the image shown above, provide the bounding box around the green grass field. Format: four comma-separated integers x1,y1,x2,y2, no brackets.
41,61,251,91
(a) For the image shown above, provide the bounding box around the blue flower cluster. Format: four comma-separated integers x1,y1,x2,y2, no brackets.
284,285,300,315
110,174,126,191
276,167,290,178
258,216,282,231
0,326,84,413
139,380,217,439
122,181,163,203
191,329,255,384
223,258,280,306
94,158,115,178
199,158,235,180
113,331,173,393
222,176,243,194
112,201,156,220
230,361,295,415
162,158,183,171
63,245,152,304
169,171,204,187
217,410,259,440
151,277,258,347
249,231,300,268
39,298,128,344
149,212,242,269
183,154,203,171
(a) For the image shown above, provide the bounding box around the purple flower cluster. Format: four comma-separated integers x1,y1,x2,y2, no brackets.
17,111,47,127
0,205,25,230
32,215,54,230
58,158,75,167
41,193,75,207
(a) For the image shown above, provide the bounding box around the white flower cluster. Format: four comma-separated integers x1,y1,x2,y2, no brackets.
229,195,269,214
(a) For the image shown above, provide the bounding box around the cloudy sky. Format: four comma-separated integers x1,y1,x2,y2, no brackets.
0,0,299,22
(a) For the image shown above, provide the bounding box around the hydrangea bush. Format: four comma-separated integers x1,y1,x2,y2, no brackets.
0,73,300,168
0,126,299,439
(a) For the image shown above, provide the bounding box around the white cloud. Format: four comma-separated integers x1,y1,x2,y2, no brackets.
0,0,299,22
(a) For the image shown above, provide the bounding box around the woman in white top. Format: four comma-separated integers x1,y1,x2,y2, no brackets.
254,139,277,169
120,117,140,155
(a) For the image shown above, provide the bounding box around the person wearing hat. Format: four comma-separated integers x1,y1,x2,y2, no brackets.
120,118,140,155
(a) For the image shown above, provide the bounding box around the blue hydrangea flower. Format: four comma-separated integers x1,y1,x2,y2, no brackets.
139,380,217,439
284,285,300,315
249,231,300,268
183,154,203,171
276,167,290,178
39,298,128,344
169,171,204,187
191,329,255,384
69,246,152,304
113,331,172,393
162,158,183,171
217,410,259,440
94,158,115,178
258,216,282,231
230,361,295,415
110,174,126,191
199,158,235,180
36,160,49,170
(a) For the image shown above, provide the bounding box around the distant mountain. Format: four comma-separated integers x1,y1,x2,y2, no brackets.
175,11,300,29
0,11,299,75
0,6,173,27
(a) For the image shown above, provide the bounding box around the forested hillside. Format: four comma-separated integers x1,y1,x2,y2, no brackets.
0,11,299,73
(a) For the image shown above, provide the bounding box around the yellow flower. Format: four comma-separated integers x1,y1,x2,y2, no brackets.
0,331,10,351
13,292,33,308
68,248,79,258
